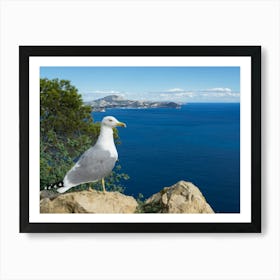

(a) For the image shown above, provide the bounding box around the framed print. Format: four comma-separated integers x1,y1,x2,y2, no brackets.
19,46,261,233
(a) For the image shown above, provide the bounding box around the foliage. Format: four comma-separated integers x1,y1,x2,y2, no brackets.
135,193,145,213
139,201,163,213
40,78,129,192
135,193,164,213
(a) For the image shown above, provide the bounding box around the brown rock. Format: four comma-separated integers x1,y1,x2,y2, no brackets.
142,181,214,213
40,190,138,213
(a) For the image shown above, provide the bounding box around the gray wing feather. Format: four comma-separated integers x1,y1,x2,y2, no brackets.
64,146,117,186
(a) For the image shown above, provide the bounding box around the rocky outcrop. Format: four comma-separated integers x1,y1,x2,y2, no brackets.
40,181,214,214
40,190,138,213
141,181,214,213
85,95,181,111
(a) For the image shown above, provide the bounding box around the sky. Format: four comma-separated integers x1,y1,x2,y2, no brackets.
40,66,240,103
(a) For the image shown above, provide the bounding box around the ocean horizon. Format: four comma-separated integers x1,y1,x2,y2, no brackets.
92,103,240,213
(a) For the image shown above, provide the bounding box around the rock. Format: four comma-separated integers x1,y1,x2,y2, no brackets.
40,190,138,213
40,190,60,200
142,181,214,213
40,181,215,214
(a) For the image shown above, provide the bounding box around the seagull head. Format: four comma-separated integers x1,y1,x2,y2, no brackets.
101,116,127,128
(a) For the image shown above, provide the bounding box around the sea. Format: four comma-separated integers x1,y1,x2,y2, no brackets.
92,103,240,213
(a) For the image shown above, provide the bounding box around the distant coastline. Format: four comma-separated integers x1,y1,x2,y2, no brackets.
84,95,181,112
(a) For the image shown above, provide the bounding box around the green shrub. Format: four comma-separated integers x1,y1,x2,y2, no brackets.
40,78,128,192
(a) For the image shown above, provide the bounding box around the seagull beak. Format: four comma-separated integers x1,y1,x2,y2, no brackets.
116,122,127,128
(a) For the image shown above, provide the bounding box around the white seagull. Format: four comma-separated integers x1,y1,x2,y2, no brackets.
46,116,126,193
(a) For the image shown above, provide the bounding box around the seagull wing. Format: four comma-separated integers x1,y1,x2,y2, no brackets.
64,146,117,187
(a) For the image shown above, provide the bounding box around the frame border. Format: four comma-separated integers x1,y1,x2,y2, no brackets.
19,46,261,233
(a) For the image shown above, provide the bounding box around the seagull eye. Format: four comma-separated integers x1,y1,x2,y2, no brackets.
109,119,113,122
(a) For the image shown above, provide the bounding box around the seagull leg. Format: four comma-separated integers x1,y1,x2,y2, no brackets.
101,178,106,193
88,183,94,192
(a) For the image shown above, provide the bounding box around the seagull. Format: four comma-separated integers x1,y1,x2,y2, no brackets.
45,116,126,193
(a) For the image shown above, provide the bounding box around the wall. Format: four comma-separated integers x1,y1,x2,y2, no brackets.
0,0,279,279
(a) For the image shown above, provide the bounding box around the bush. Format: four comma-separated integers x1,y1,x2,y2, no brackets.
40,78,129,192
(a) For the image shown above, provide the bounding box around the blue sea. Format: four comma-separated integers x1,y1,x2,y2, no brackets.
92,103,240,213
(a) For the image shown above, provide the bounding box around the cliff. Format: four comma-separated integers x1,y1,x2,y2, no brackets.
40,181,214,214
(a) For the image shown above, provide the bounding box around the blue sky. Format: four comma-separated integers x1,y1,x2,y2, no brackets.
40,66,240,103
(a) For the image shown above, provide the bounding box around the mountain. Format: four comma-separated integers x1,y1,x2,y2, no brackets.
99,95,125,102
85,95,181,111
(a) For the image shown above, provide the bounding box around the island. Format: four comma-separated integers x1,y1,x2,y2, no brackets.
84,95,181,112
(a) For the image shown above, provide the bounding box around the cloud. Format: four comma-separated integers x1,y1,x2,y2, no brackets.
199,88,240,98
91,90,123,95
155,87,239,102
160,92,194,100
82,90,126,101
166,88,185,93
157,87,196,103
82,87,240,103
205,87,232,92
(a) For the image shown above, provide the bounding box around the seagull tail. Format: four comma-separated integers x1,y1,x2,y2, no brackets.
56,185,72,193
43,176,76,193
43,181,68,193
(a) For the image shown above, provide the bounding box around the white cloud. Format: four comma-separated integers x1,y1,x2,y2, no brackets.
206,87,232,92
159,91,195,102
196,87,240,99
82,87,240,103
91,90,123,95
166,88,185,93
160,92,194,97
157,87,239,102
227,92,240,97
174,92,194,97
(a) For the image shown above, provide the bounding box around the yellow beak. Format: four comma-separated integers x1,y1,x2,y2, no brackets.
116,122,127,128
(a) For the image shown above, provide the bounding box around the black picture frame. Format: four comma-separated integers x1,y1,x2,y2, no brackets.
19,46,261,233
